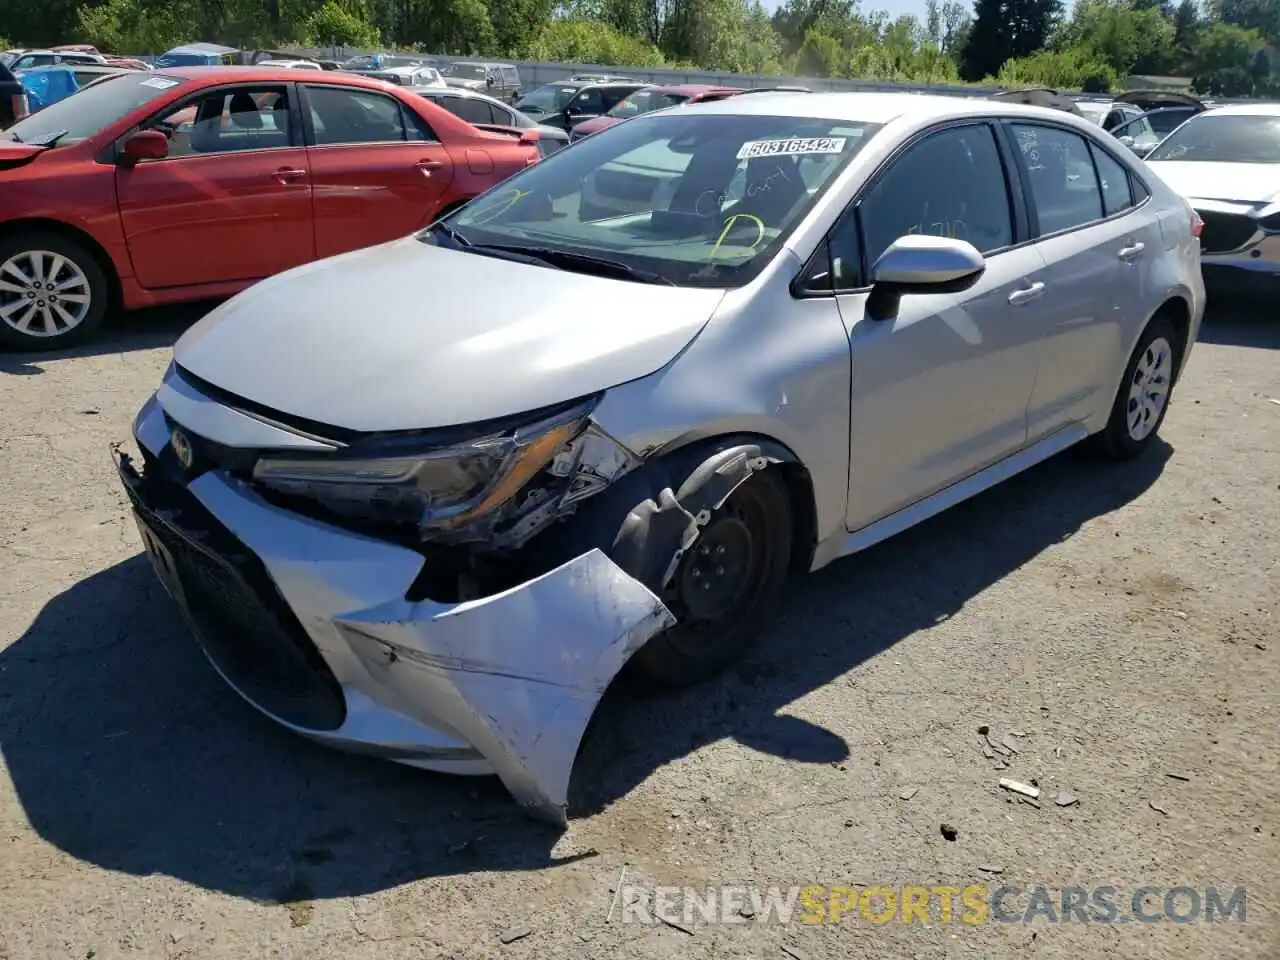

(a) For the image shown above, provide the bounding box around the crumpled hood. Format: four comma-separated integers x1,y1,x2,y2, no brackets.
1146,161,1280,204
174,236,724,433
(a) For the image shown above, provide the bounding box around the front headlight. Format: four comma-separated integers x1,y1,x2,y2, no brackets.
252,399,595,534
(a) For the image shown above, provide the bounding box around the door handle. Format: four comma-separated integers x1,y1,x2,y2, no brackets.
1008,281,1046,306
1118,241,1146,260
416,159,444,173
273,167,307,183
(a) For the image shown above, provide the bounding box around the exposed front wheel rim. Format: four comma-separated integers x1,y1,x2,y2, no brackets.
0,249,93,338
665,482,780,653
1126,335,1174,441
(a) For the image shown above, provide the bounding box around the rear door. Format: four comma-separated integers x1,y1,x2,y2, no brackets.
301,83,454,258
1005,121,1153,440
116,83,315,290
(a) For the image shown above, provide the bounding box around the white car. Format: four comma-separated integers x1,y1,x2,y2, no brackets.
1144,102,1280,295
118,92,1204,823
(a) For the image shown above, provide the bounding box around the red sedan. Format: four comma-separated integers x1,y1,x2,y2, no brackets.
0,67,540,348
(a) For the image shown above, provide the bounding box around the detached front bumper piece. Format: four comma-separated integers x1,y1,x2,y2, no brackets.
119,397,675,824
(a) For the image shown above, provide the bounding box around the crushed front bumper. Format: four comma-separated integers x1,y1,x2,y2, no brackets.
119,395,675,824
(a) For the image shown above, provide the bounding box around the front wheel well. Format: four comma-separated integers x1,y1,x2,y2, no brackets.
0,218,123,312
651,433,819,577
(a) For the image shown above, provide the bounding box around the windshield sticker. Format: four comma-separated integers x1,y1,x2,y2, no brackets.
140,76,180,89
737,136,847,160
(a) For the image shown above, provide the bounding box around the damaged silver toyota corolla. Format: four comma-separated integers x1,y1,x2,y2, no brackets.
119,92,1204,823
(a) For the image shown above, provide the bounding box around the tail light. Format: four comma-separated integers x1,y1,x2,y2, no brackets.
10,91,29,122
1188,206,1203,239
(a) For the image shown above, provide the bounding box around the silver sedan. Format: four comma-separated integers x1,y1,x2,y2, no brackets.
118,92,1205,823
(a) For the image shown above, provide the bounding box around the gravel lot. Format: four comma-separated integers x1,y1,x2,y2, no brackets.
1,302,1276,960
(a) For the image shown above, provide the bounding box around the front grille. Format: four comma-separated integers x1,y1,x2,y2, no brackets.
124,453,347,731
1198,209,1258,254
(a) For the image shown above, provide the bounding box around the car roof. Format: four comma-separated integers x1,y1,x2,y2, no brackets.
1194,102,1280,117
153,66,407,90
645,83,742,97
682,90,1103,125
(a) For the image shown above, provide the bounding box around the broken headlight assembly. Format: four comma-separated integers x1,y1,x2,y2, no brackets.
251,399,598,536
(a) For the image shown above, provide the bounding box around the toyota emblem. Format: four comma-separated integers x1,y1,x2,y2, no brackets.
170,428,195,470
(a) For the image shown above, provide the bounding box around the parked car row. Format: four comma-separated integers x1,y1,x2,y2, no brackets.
0,67,542,348
111,90,1208,822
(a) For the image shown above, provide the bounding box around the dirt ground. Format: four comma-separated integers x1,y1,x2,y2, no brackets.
0,302,1276,960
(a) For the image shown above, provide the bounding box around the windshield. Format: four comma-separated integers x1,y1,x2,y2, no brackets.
432,112,880,288
516,83,580,113
1147,112,1280,163
1145,106,1196,137
5,72,185,145
1077,102,1109,125
155,52,217,67
447,63,487,80
607,89,689,118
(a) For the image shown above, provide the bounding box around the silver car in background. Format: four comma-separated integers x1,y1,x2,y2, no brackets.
118,93,1204,823
1144,103,1280,295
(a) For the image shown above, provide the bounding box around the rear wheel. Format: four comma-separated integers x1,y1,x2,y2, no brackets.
629,470,793,688
0,232,109,351
1092,314,1182,460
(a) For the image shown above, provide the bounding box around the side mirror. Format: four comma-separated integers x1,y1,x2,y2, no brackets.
486,75,494,87
121,129,169,162
866,235,985,321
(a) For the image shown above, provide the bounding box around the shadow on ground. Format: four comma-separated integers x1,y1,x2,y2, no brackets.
1199,298,1280,350
0,302,219,375
0,441,1171,902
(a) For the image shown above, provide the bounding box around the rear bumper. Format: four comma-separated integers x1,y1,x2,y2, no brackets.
121,393,675,823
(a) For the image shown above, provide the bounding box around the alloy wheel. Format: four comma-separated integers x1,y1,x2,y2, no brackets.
1126,335,1174,441
0,249,93,339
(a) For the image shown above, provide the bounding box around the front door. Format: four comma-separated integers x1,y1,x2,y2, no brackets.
301,83,454,259
116,84,315,290
831,122,1047,531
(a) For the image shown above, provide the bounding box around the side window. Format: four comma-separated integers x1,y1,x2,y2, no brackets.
307,86,407,145
567,88,604,115
150,87,292,157
445,96,495,126
859,124,1013,267
401,102,434,141
1089,143,1134,217
1012,124,1105,236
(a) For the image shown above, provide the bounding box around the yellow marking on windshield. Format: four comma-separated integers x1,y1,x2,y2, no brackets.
471,187,533,224
708,213,765,260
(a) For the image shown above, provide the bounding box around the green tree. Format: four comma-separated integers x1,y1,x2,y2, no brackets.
304,0,380,46
522,17,666,65
1191,21,1266,94
1212,0,1280,45
996,46,1118,88
960,0,1064,81
1057,0,1177,76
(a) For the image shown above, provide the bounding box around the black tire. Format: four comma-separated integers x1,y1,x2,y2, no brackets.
0,231,109,351
1092,313,1183,460
629,469,793,688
